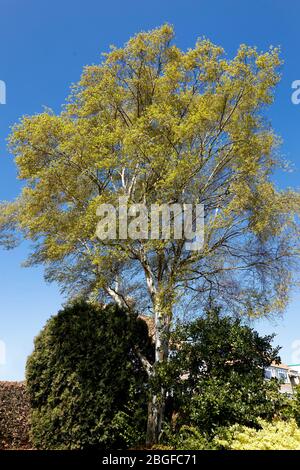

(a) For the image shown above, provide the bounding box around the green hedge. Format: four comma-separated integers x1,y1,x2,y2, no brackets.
26,301,152,449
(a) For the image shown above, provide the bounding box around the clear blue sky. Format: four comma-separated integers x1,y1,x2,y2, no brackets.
0,0,299,380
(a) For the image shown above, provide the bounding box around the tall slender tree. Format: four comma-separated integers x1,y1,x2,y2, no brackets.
1,25,299,444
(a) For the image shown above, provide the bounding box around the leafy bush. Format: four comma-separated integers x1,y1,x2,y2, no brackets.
160,420,300,450
160,425,216,450
163,308,283,435
26,301,152,449
216,419,300,450
281,385,300,424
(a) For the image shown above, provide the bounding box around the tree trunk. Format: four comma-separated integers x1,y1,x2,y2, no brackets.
146,393,165,446
146,307,170,447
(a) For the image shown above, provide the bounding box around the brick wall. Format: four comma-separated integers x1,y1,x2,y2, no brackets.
0,381,31,449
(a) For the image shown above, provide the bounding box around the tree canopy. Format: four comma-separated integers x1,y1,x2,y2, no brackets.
1,25,299,318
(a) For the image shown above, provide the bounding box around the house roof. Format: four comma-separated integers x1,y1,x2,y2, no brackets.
270,362,300,377
138,315,155,340
271,361,289,370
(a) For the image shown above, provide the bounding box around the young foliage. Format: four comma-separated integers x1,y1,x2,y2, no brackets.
216,419,300,450
1,25,298,316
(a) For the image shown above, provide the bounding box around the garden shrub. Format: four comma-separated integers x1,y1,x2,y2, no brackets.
160,420,300,450
160,424,216,450
163,308,283,435
281,385,300,424
216,419,300,450
26,301,152,449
